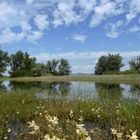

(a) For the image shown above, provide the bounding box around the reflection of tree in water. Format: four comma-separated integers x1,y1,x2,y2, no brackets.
10,81,42,90
9,81,71,96
129,84,140,96
95,83,123,100
43,82,71,96
0,81,7,91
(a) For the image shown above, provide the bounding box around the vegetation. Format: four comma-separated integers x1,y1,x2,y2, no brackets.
0,89,139,139
0,50,71,77
9,51,36,77
0,48,140,77
95,54,124,75
0,74,140,84
0,49,9,76
129,56,140,74
46,58,71,76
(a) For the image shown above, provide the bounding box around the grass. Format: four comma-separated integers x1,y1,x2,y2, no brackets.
0,74,140,84
0,89,139,139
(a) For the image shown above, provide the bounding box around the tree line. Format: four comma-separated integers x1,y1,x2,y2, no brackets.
95,54,140,75
0,50,71,77
0,49,140,77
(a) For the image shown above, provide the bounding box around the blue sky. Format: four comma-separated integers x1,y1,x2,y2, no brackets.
0,0,140,73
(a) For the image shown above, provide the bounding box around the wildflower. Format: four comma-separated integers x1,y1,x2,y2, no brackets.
78,117,83,122
116,133,123,140
130,131,138,140
45,114,59,126
7,128,11,133
69,110,74,118
76,124,91,140
4,136,8,140
44,134,51,140
28,120,40,134
111,128,117,135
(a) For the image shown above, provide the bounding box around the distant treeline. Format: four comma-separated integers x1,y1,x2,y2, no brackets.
0,49,140,77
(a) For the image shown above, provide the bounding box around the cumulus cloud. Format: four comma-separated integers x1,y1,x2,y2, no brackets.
0,28,25,44
129,25,140,32
34,14,49,31
72,34,87,43
0,0,140,44
90,1,117,27
106,20,124,38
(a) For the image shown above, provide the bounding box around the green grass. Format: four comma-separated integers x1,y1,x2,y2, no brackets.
0,89,139,139
0,74,140,84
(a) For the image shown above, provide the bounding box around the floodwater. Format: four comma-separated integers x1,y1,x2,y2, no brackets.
0,80,140,101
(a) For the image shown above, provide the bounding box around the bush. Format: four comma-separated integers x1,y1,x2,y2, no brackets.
120,70,138,74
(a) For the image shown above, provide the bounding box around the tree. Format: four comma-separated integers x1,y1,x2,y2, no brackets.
129,56,140,73
46,58,71,76
58,58,71,75
95,56,108,75
95,54,123,75
9,51,36,77
0,49,9,76
46,59,59,75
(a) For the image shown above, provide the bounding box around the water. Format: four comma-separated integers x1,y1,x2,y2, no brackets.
0,81,140,101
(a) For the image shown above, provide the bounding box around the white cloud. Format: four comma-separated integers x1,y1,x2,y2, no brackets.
26,0,34,5
34,14,49,31
0,28,25,44
0,0,140,43
90,1,117,27
129,25,140,32
126,13,136,23
72,34,87,43
27,31,43,42
36,51,140,61
52,1,82,27
106,20,124,38
35,51,140,73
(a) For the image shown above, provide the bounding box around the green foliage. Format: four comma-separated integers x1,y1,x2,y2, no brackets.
129,56,140,73
95,54,123,75
120,70,138,74
0,49,9,76
58,58,71,75
9,51,36,77
46,58,71,76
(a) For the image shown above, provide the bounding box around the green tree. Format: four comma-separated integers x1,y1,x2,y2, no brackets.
95,56,108,75
0,49,9,76
129,56,140,73
9,51,36,77
95,54,123,75
46,59,59,75
58,58,71,75
46,58,71,76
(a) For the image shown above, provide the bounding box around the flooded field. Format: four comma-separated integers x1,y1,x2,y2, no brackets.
0,81,140,139
1,81,140,101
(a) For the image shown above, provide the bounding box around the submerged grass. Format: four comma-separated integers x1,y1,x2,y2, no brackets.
0,89,139,139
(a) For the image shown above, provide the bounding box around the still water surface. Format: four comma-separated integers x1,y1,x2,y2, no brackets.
0,81,140,101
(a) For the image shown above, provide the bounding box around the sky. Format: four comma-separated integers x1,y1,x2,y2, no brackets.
0,0,140,73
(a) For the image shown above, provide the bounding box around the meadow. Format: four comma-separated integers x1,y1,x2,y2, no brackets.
0,74,140,84
0,75,140,140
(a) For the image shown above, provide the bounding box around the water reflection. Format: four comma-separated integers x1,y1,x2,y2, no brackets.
130,84,140,95
95,83,123,100
0,81,140,101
